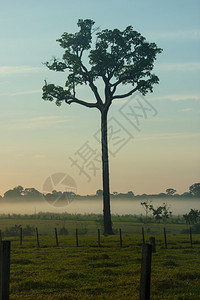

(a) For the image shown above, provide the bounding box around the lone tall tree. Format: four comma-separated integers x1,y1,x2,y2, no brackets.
42,19,162,234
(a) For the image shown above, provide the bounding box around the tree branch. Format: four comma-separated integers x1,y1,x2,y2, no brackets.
66,97,98,108
110,74,137,97
112,85,139,100
111,75,132,89
80,63,103,105
43,82,98,108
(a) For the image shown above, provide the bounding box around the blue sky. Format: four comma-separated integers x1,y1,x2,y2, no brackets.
0,0,200,196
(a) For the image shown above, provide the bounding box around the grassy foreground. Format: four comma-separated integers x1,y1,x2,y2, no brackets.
6,233,200,299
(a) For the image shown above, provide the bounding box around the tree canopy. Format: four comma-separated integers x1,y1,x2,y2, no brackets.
42,19,162,109
183,209,200,225
166,188,176,196
189,183,200,197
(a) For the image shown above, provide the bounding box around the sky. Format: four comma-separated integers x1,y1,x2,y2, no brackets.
0,0,200,197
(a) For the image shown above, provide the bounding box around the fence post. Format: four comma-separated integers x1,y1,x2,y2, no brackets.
163,227,167,249
36,228,40,248
140,243,152,300
98,229,100,247
149,237,156,253
55,228,59,247
142,227,145,244
0,231,2,242
20,227,22,246
119,228,122,248
76,229,78,247
0,241,11,300
189,227,193,248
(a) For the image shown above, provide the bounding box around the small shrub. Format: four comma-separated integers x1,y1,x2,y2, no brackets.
23,225,35,236
58,227,69,235
3,224,21,237
78,227,88,235
146,227,151,233
3,224,35,237
181,223,200,234
192,223,200,233
180,228,189,234
112,228,119,234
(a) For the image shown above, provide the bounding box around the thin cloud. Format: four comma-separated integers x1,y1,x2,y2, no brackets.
0,66,43,76
22,116,69,129
113,93,200,104
181,108,193,112
149,29,200,40
150,94,200,101
1,89,42,97
155,62,200,72
137,132,200,142
16,154,25,158
2,116,69,130
33,154,46,159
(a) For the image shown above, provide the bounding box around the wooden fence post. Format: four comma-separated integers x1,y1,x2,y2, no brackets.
36,228,40,248
55,228,59,247
119,228,122,248
98,229,100,247
76,229,78,247
163,227,167,249
189,227,193,248
142,227,145,244
0,241,11,300
20,227,22,246
140,243,152,300
149,237,156,253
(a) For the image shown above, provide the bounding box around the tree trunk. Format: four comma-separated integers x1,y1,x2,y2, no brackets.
101,108,113,234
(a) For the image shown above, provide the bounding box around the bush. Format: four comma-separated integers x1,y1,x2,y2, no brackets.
23,225,35,236
192,223,200,233
181,223,200,234
4,224,21,237
78,226,88,235
3,224,35,237
58,227,69,235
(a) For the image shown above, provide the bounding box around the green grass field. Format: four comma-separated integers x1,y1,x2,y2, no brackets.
3,233,200,299
0,216,189,236
0,215,199,299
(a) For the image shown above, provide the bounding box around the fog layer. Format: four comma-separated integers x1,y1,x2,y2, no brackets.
0,198,199,215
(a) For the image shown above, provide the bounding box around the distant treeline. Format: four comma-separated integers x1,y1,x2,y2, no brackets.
0,183,200,201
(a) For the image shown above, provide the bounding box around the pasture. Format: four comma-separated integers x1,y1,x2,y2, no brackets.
0,213,190,236
3,232,200,299
0,215,199,299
